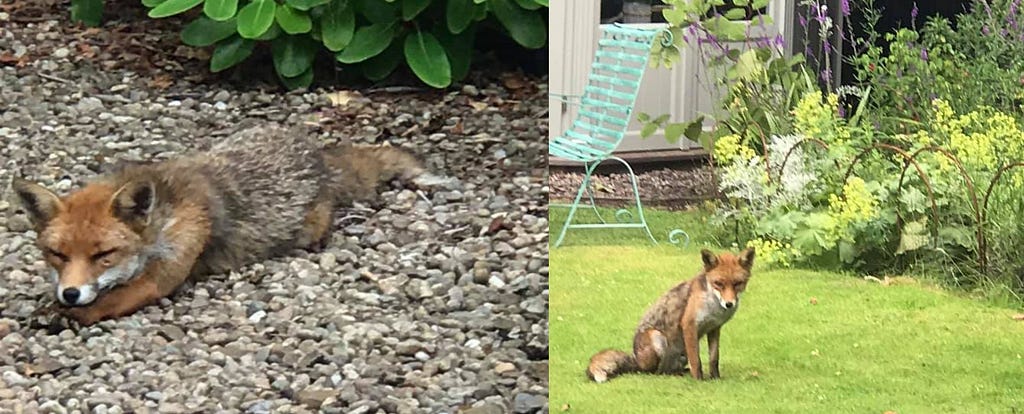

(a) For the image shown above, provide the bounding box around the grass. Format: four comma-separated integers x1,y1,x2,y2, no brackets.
549,207,1024,413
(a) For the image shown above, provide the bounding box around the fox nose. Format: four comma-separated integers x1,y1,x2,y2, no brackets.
62,288,81,304
724,301,734,309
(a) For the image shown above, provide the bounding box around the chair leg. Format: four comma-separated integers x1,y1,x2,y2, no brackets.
609,156,657,245
554,162,601,248
584,162,608,225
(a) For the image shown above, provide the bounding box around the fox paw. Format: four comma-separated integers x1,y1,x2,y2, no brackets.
53,306,103,326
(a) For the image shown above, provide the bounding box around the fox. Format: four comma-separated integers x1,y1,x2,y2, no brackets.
10,123,448,326
587,247,755,383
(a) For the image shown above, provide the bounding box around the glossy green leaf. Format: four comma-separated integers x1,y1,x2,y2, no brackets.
514,0,542,10
210,35,255,72
322,1,356,51
640,123,658,138
724,8,746,20
752,0,769,8
148,0,203,18
533,0,547,6
142,0,167,7
272,35,318,78
489,0,546,49
336,23,396,63
361,42,403,81
237,0,277,38
181,15,238,46
255,21,283,40
404,31,451,88
704,15,748,41
285,0,331,11
734,0,749,6
279,67,314,90
276,5,312,34
664,122,686,144
446,0,475,34
435,25,474,81
204,0,237,20
357,0,399,24
402,0,430,20
71,0,104,27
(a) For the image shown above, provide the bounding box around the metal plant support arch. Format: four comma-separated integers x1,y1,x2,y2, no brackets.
896,146,985,268
979,162,1024,271
842,144,941,240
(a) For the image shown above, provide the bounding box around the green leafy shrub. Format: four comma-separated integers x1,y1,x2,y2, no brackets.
639,0,809,155
70,0,549,89
645,0,1024,300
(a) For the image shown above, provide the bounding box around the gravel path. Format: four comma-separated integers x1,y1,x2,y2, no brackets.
0,6,548,414
549,165,718,210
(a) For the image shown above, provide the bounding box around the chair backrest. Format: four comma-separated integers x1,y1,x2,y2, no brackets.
555,24,664,161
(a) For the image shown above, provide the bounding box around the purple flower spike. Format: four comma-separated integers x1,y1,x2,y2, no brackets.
838,104,846,118
911,2,918,20
799,14,807,28
983,25,990,35
920,48,928,61
773,34,785,48
841,0,850,16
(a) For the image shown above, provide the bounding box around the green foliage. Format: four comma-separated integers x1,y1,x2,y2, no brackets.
851,0,1024,130
70,0,104,27
69,0,548,89
639,0,801,153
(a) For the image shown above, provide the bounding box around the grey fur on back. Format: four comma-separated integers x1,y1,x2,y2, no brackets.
101,123,412,277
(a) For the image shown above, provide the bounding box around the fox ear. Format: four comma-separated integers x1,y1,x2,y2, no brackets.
700,249,719,270
11,178,63,230
110,181,156,226
739,247,756,271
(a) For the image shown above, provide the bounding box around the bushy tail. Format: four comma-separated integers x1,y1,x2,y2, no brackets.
323,144,452,204
587,349,638,383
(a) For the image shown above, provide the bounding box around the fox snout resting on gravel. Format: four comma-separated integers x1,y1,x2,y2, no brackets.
10,124,450,326
587,248,755,382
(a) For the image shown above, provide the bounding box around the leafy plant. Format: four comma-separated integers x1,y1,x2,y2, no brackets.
69,0,548,89
639,0,798,153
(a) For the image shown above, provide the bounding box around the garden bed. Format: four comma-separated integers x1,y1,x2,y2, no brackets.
549,164,719,211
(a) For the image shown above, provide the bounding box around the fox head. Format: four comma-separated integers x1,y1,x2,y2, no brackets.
701,247,755,310
12,177,157,306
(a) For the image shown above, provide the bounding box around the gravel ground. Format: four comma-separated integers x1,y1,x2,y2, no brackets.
549,165,718,210
0,6,548,414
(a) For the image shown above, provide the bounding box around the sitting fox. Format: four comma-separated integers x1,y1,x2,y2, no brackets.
11,124,445,325
587,248,755,382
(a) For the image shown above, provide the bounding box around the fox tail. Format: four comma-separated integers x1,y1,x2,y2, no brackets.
324,144,453,204
586,349,638,383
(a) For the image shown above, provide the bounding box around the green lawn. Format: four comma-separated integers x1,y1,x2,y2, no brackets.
550,208,1024,414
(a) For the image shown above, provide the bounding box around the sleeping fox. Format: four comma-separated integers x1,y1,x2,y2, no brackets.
11,123,446,325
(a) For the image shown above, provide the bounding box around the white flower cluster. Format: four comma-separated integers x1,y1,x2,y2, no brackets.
717,134,818,212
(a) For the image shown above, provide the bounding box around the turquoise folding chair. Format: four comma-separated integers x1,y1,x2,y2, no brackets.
550,24,679,248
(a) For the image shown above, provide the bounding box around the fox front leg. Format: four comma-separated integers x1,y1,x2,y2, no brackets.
681,320,703,380
707,328,721,379
58,277,163,325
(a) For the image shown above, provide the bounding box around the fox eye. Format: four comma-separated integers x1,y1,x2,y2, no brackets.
91,249,117,261
47,249,68,262
713,281,724,288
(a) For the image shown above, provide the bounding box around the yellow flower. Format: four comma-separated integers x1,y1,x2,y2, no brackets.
745,238,795,268
792,91,847,145
828,176,879,241
713,134,756,163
